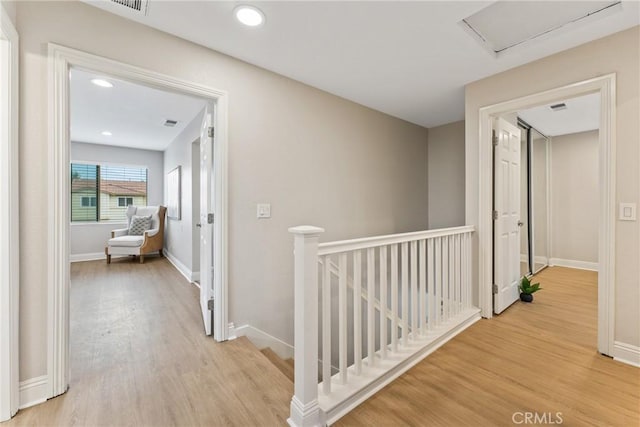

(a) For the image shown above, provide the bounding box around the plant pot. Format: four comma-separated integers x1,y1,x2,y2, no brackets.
520,293,533,303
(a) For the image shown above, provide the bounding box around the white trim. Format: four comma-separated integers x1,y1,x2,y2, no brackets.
612,341,640,368
163,249,198,284
48,44,230,401
548,258,598,271
233,324,295,360
0,3,19,421
18,376,48,410
477,74,616,357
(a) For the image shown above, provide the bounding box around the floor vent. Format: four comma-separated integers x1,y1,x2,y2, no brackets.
110,0,149,15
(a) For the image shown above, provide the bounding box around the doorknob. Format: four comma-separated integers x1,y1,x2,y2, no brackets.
196,223,202,228
517,221,524,227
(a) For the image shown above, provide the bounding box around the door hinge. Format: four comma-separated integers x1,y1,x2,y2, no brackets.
492,210,498,220
207,298,214,311
208,126,214,138
492,284,498,294
207,213,214,224
493,135,498,146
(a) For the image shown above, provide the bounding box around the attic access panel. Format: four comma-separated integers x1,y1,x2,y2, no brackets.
462,1,621,54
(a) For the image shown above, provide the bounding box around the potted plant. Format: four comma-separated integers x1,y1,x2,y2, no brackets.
519,276,542,302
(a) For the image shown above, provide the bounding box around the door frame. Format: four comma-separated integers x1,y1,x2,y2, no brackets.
47,43,229,398
0,3,19,421
478,74,616,355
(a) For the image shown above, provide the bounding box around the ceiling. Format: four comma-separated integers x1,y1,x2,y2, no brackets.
70,68,206,151
84,1,639,129
518,92,600,136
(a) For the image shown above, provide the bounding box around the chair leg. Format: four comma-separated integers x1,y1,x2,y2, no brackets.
139,255,145,264
107,254,111,264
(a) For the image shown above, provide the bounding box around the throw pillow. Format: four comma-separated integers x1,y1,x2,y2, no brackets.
129,215,152,236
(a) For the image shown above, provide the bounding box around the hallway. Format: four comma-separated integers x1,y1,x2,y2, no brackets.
6,258,292,426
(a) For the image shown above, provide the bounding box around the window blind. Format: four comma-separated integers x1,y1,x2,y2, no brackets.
71,163,148,222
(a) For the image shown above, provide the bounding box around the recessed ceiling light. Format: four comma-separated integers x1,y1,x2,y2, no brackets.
91,78,114,88
101,131,112,136
234,5,265,27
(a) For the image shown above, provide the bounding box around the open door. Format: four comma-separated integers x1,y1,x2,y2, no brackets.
493,117,522,314
199,104,214,335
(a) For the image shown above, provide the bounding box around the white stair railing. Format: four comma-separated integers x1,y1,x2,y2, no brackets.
318,258,406,332
288,225,479,427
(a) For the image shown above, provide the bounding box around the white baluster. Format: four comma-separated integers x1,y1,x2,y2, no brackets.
419,239,426,335
379,245,388,359
367,248,375,367
410,240,418,338
442,236,449,322
338,253,347,385
353,250,362,375
427,238,435,331
455,234,461,315
466,232,472,309
288,226,324,427
322,255,331,394
435,237,441,326
401,242,409,346
391,244,398,352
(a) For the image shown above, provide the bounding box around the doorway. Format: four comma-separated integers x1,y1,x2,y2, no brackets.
47,44,229,399
478,75,615,356
0,3,19,421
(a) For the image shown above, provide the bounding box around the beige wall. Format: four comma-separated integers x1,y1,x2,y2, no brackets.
15,1,429,380
466,27,639,346
551,130,599,263
427,120,465,229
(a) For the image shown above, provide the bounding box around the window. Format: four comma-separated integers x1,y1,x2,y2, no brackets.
81,196,97,207
71,163,148,222
118,197,134,207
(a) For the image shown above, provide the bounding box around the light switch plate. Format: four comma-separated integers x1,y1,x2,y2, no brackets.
257,203,271,219
619,203,636,221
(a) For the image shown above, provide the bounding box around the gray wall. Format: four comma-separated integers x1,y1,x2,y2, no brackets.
465,27,639,347
15,1,429,380
69,142,164,257
427,120,465,229
163,109,204,274
551,130,599,263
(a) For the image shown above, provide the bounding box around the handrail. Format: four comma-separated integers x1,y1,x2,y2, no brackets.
318,225,475,255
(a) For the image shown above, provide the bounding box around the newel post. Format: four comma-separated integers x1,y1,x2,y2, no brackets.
288,225,325,427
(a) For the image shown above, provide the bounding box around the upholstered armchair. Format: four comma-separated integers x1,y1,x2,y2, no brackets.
105,205,167,264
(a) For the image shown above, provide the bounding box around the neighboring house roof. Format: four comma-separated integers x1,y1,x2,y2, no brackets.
71,179,146,196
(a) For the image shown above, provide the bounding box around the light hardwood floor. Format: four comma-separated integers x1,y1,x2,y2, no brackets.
6,258,292,426
338,267,640,426
6,263,639,426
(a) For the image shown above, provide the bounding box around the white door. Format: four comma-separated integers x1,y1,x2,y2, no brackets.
493,117,522,314
199,104,214,335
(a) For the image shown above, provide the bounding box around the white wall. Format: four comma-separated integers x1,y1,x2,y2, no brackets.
465,27,639,347
69,142,164,259
15,1,429,380
550,130,599,263
427,120,465,229
163,109,204,277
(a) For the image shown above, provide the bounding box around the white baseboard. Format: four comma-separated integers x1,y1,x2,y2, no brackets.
164,249,198,284
231,324,294,360
18,375,48,409
520,254,549,265
612,341,640,367
549,258,598,271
